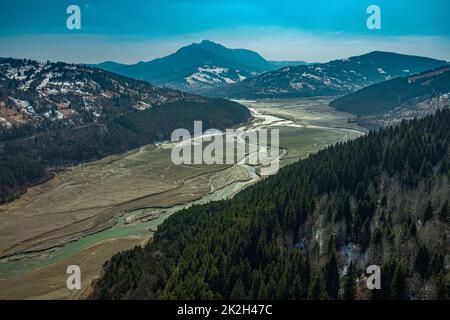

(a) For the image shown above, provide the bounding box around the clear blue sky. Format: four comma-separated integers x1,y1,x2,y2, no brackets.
1,0,449,63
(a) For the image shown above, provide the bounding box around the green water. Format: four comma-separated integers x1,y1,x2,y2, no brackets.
0,176,258,280
0,214,169,279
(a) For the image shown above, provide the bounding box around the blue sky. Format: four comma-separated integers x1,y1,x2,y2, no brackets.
1,0,449,63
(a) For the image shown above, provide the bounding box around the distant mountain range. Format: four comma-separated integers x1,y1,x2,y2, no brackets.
217,51,449,99
269,60,314,67
93,40,314,93
330,66,450,128
93,42,449,99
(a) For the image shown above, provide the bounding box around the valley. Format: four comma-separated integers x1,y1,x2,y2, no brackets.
0,98,365,299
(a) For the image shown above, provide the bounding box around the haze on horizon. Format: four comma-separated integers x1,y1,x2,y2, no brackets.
0,0,450,64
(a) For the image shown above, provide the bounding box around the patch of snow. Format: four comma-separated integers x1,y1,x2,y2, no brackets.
10,98,36,115
222,77,235,84
0,117,12,128
134,101,152,110
44,110,64,120
301,72,322,81
289,81,303,90
36,77,50,90
237,73,246,81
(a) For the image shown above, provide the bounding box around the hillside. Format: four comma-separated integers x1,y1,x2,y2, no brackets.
0,58,251,204
91,108,450,300
216,52,449,99
94,40,278,93
330,67,450,127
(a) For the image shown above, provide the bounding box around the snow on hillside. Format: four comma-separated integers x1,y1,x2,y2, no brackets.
0,58,205,128
185,65,249,86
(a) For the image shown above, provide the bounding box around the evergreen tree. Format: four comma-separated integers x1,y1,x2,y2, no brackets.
324,249,340,299
423,201,434,224
308,273,327,300
414,245,430,279
391,264,408,300
230,279,246,300
438,201,449,223
429,246,445,275
409,220,417,238
342,261,357,300
434,273,449,300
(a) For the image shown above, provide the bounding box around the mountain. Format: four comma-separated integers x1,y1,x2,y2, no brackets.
91,108,450,300
0,57,250,203
94,40,279,93
330,66,450,128
269,60,314,67
0,57,206,128
216,51,449,99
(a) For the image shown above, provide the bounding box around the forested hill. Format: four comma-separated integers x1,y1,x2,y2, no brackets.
91,108,450,300
330,67,450,116
0,58,251,204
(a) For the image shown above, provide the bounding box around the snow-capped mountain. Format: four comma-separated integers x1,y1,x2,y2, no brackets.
216,51,449,99
0,57,204,128
94,40,279,93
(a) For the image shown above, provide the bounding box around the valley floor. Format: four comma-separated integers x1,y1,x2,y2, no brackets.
0,98,365,299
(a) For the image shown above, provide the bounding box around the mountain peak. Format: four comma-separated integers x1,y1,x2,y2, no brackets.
199,39,219,45
187,40,225,50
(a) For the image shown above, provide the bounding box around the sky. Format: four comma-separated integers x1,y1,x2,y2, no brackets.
0,0,449,64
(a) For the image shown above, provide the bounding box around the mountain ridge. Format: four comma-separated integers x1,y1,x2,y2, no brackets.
215,51,449,99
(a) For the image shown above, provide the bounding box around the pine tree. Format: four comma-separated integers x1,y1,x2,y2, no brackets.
409,220,417,238
342,261,357,300
434,273,449,300
429,246,445,275
438,201,449,223
308,273,327,300
391,264,408,300
325,249,340,299
360,218,371,250
230,279,246,300
414,245,430,279
423,201,434,224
